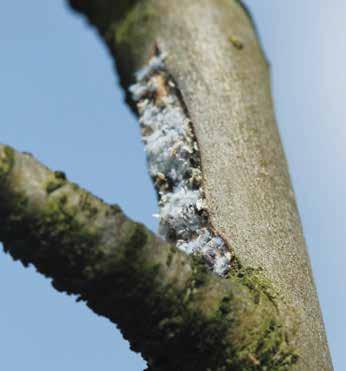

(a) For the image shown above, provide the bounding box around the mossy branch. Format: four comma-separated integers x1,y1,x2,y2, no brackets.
0,144,297,369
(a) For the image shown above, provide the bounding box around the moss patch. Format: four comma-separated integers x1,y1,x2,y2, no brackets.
233,266,279,307
0,146,15,179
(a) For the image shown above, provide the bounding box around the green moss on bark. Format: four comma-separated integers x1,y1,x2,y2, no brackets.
46,171,67,194
0,146,15,178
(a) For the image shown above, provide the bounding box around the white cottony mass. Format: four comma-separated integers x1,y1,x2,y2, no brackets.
130,53,233,276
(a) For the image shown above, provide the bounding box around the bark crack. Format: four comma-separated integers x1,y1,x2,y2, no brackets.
130,50,235,276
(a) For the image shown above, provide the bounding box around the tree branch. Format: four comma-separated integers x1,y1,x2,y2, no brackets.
0,144,297,369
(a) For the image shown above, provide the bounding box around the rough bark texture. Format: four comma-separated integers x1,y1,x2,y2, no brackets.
67,0,332,370
0,0,332,370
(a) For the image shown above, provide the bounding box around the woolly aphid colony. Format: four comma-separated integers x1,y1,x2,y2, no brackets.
130,52,232,276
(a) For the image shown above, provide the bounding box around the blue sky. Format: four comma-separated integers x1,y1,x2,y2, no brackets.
0,1,344,369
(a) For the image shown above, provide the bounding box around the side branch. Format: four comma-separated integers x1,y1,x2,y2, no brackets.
0,144,296,369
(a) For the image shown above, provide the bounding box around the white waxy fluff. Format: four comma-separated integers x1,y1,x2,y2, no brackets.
130,52,233,276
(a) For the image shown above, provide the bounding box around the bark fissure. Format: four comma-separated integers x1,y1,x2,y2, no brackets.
130,51,234,276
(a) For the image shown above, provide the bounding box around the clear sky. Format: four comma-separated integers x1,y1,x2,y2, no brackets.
0,1,344,370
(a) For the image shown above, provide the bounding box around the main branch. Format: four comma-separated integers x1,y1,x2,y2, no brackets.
68,0,332,369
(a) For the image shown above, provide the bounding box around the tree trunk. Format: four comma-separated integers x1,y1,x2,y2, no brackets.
0,1,332,370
